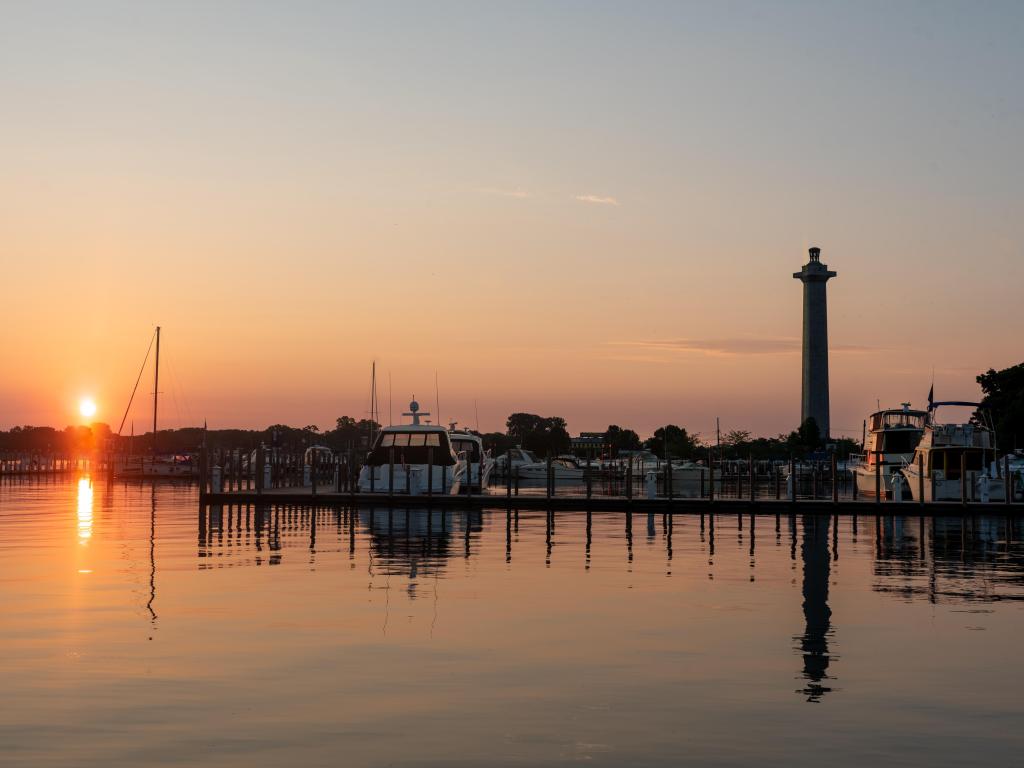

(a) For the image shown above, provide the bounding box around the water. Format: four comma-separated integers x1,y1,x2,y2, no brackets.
2,477,1023,767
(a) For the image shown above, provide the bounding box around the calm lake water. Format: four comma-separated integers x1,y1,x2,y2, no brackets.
2,477,1023,767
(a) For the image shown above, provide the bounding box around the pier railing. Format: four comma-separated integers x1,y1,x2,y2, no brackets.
194,446,1023,510
0,453,91,477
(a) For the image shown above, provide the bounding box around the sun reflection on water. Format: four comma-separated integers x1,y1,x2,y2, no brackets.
76,477,93,544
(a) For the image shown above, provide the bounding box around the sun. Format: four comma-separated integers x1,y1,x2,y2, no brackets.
79,397,97,420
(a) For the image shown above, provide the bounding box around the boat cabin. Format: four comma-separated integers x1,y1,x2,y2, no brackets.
450,434,484,463
913,423,996,480
366,427,458,467
863,405,926,466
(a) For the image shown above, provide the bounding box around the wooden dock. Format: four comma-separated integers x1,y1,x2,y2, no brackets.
195,445,1024,515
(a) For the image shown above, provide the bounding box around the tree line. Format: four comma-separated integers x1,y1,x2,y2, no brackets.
4,361,1020,458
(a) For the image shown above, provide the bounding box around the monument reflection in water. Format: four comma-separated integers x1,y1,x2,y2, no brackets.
797,514,833,702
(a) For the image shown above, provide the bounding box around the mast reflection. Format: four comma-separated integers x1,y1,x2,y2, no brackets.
147,486,157,623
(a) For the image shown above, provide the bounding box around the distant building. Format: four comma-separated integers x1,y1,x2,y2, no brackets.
571,432,606,454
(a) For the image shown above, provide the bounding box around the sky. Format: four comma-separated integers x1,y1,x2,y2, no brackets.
2,1,1022,440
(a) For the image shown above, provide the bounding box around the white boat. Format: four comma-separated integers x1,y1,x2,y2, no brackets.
848,404,926,499
114,326,200,480
901,401,1006,502
357,400,465,494
668,460,710,497
303,445,334,465
517,456,589,480
494,447,542,474
449,425,494,491
119,454,196,478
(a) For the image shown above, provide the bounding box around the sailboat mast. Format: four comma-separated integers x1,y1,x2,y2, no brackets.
152,326,161,457
369,361,377,444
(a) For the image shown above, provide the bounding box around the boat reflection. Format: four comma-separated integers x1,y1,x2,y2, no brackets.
194,504,1024,704
872,515,1024,603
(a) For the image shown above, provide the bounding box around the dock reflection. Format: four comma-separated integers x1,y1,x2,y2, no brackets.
193,503,1024,703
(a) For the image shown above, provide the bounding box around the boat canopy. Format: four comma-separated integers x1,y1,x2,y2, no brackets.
366,428,457,466
870,410,926,431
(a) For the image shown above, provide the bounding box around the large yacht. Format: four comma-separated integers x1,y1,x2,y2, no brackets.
900,402,1006,502
448,424,494,492
357,400,466,494
848,404,926,498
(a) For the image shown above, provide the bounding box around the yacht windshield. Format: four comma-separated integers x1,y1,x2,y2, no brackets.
880,431,922,454
872,411,926,430
451,438,482,462
367,431,455,466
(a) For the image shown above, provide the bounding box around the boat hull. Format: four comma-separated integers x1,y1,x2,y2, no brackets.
668,467,709,498
517,466,585,480
900,469,1007,502
357,464,464,495
116,458,197,479
462,459,495,491
852,466,903,499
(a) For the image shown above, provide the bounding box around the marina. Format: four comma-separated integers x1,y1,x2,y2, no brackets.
5,4,1024,765
191,434,1024,515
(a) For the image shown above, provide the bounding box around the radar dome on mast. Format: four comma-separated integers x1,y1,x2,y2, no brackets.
402,396,430,426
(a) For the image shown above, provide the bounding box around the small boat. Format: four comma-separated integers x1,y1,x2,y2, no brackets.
901,401,1006,502
357,399,465,494
848,404,926,498
303,445,334,465
113,326,199,480
448,425,494,492
669,460,710,497
517,456,589,480
493,447,542,474
118,454,196,478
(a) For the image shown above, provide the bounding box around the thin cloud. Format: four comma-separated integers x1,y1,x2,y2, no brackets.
610,338,882,357
575,194,619,206
480,187,531,199
600,354,677,365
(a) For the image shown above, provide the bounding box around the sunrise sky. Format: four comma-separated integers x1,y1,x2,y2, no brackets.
2,1,1022,440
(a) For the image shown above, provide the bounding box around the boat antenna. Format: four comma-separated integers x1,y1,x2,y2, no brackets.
434,371,441,427
389,371,393,427
368,361,377,444
116,328,157,436
152,326,161,458
474,399,480,433
374,367,381,435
